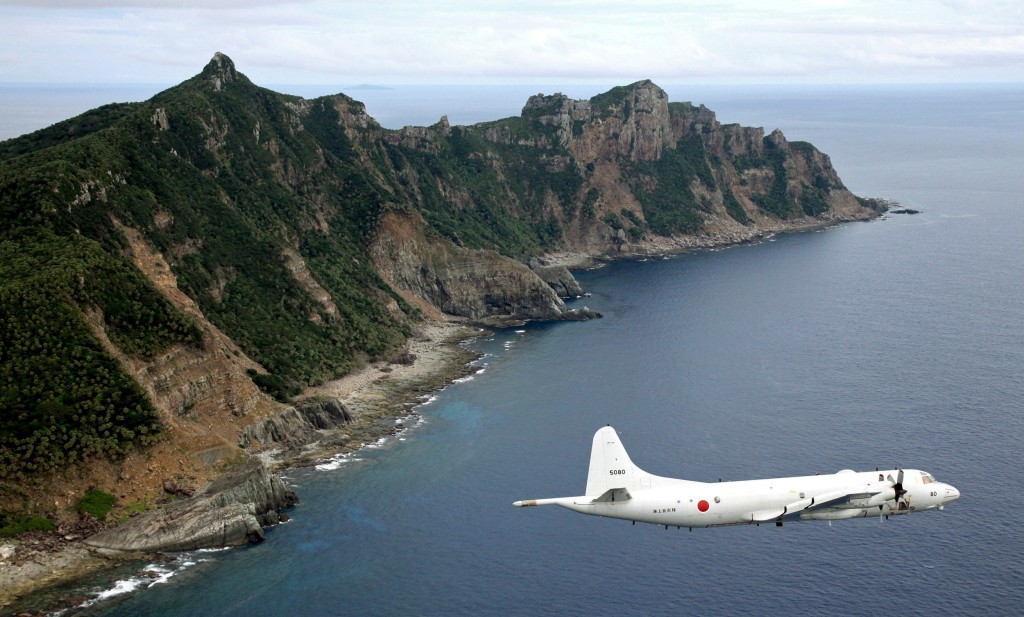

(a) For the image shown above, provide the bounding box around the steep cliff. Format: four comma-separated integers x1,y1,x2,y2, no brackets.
391,79,877,258
0,53,881,528
369,211,569,323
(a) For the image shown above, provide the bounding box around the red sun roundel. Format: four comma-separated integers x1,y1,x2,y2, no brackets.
697,499,710,512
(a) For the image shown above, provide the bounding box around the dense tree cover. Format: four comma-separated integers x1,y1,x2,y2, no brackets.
0,55,851,482
0,102,141,159
0,61,414,477
2,62,412,388
0,232,188,478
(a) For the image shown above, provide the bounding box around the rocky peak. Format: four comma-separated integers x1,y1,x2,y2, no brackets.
577,80,673,162
522,92,576,117
625,80,668,114
203,52,240,92
507,81,674,162
433,115,452,136
767,128,789,149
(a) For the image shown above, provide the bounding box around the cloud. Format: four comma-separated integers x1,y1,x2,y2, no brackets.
0,0,1021,84
0,0,312,7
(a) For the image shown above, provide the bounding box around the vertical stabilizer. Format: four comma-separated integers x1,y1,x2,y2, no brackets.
585,426,644,496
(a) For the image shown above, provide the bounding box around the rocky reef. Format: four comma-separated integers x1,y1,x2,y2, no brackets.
240,399,353,453
83,460,296,552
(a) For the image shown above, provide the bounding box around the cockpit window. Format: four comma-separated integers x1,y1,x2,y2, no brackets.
921,472,935,484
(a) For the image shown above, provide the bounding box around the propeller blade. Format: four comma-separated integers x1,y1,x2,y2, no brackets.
893,469,907,511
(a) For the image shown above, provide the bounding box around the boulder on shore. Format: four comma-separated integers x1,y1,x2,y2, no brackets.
84,460,296,552
528,260,586,299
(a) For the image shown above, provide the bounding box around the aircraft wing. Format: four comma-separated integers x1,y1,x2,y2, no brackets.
750,487,888,522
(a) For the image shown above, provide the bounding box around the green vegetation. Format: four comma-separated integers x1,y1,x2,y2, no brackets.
581,187,599,220
247,369,301,403
723,189,752,224
751,138,799,218
385,117,582,258
117,501,147,523
0,514,54,537
591,84,634,116
0,56,847,489
0,232,174,479
0,102,141,159
620,208,643,227
77,489,115,520
629,136,715,235
602,212,623,230
0,57,411,479
748,138,841,218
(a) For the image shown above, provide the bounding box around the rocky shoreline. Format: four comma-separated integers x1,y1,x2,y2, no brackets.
0,209,883,613
0,319,482,613
543,204,883,270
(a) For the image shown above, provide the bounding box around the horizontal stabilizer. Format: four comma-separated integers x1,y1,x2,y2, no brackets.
512,496,588,507
591,488,632,503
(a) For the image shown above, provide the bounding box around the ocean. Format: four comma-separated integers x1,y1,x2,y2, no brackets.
4,83,1023,616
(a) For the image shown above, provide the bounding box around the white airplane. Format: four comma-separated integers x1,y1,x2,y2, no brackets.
513,426,960,528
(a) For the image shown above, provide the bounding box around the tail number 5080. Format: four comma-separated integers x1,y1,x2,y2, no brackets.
609,469,626,475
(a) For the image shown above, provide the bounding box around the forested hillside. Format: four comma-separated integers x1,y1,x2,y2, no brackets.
0,53,880,503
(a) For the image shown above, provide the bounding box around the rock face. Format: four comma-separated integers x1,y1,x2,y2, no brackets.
529,259,585,298
519,80,674,162
388,78,878,259
239,399,353,452
370,211,589,323
84,460,297,552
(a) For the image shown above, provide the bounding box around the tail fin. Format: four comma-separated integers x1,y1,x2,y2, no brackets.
585,426,646,496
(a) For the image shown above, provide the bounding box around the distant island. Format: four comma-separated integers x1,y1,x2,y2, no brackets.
344,83,394,91
0,52,884,605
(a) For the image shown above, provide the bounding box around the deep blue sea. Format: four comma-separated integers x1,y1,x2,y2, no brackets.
5,83,1024,616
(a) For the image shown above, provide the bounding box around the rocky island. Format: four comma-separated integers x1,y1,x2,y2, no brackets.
0,52,883,607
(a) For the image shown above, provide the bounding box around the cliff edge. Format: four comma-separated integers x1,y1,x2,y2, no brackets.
0,53,882,560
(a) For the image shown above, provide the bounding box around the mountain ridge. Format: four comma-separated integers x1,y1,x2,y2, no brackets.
0,53,882,533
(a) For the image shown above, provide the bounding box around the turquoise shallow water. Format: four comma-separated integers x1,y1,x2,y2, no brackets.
9,84,1024,616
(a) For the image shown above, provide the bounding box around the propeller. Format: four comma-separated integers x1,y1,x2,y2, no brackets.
893,469,907,507
880,469,907,522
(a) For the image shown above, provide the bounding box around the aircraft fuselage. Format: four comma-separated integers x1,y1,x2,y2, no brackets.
514,427,960,528
548,469,959,528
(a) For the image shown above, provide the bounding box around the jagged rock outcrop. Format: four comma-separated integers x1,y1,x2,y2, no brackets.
240,399,353,451
370,211,593,323
84,460,296,552
512,80,674,162
529,258,585,298
391,78,878,259
203,51,239,92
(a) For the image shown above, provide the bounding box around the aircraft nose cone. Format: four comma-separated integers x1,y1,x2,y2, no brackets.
945,485,960,502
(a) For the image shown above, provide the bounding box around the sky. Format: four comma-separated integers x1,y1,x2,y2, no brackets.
1,0,1023,86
